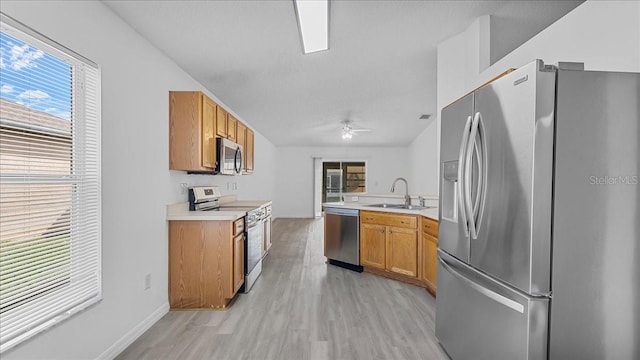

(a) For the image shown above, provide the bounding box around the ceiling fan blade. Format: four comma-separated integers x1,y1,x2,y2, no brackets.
351,128,372,132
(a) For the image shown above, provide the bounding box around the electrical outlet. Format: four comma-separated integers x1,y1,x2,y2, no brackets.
144,273,151,290
180,183,188,194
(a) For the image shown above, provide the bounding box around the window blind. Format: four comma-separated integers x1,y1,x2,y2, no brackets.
0,13,101,352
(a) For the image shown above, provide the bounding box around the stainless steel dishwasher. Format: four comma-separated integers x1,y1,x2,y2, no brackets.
324,207,363,272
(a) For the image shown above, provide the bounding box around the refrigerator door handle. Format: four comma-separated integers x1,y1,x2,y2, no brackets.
464,112,481,240
439,255,525,314
457,115,473,237
473,112,488,238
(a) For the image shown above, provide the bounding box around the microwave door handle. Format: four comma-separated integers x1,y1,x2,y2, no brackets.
235,147,242,174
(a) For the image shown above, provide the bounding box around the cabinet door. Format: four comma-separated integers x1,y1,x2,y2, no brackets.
227,114,237,142
245,128,254,172
169,221,232,309
236,122,247,169
201,96,217,168
360,223,386,269
216,105,228,138
233,233,244,294
169,91,210,171
423,232,438,292
386,226,418,277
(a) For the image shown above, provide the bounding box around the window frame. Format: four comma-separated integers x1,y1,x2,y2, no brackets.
0,12,102,353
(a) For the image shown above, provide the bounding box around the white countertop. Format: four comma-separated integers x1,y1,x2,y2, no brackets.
323,201,439,221
166,200,272,221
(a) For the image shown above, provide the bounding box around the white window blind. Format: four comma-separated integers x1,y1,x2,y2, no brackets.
0,13,101,352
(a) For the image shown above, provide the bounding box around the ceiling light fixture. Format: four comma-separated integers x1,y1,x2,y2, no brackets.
293,0,329,54
342,125,353,140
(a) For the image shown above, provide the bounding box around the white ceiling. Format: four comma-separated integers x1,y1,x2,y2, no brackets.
104,0,581,147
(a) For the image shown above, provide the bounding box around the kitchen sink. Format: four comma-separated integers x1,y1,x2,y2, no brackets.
367,203,435,210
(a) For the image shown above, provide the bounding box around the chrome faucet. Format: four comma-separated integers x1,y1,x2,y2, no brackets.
391,177,411,206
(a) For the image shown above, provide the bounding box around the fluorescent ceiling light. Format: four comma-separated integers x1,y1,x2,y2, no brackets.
294,0,329,54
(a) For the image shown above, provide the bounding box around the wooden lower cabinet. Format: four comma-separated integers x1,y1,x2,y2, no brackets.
421,216,439,294
360,223,386,269
360,211,438,292
233,233,245,294
169,219,243,309
360,211,418,279
422,232,438,293
387,226,418,277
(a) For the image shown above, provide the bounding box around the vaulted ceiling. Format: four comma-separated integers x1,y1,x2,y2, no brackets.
104,0,582,147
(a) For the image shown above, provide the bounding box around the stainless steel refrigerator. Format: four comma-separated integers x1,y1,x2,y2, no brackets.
436,59,639,360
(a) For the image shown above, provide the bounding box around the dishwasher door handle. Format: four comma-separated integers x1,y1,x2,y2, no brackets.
325,207,359,217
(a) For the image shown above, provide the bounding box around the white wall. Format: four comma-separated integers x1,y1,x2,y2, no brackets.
407,117,438,196
1,1,276,359
439,0,640,109
409,0,640,195
275,146,410,218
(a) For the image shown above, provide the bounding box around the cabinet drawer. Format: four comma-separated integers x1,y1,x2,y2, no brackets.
361,211,417,229
233,217,245,236
422,217,439,237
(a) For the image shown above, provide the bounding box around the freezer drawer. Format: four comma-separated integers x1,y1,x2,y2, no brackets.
436,251,548,360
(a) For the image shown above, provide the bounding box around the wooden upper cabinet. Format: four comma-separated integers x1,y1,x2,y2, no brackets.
169,91,216,171
202,96,217,168
216,105,228,138
170,90,255,174
227,114,237,142
236,121,247,170
245,128,254,173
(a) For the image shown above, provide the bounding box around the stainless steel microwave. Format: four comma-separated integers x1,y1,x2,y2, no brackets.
216,137,243,175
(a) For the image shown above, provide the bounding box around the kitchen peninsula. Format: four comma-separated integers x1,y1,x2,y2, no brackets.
323,196,439,294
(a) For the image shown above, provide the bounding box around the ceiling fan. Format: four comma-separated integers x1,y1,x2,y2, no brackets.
341,120,371,140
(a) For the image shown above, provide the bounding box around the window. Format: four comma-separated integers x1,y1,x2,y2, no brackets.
0,14,101,352
322,161,366,203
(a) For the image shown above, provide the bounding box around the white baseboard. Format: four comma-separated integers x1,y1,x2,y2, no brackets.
96,302,169,360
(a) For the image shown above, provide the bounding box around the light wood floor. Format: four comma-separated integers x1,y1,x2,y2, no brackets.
116,218,449,360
